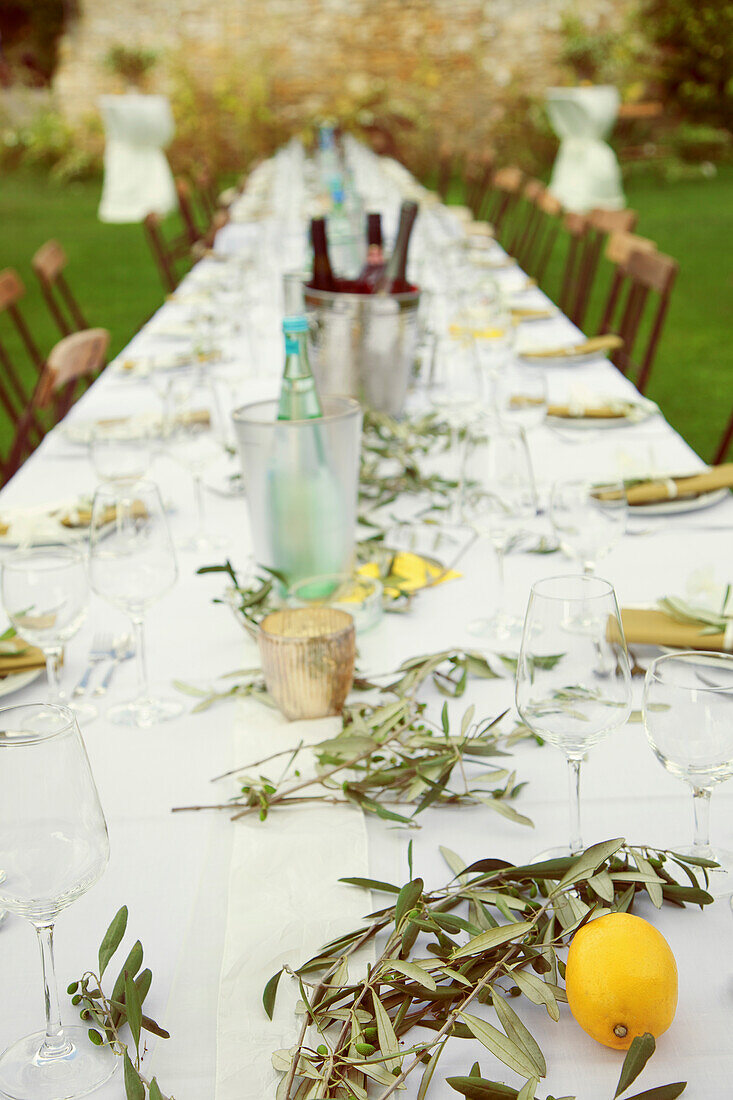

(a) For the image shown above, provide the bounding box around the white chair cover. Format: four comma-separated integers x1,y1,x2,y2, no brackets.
98,93,177,224
545,85,625,213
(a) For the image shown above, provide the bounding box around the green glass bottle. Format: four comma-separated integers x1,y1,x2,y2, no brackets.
277,315,323,421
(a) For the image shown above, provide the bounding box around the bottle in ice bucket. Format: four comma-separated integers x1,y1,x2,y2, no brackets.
267,278,350,594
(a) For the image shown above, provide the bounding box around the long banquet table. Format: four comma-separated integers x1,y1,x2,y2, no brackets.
1,144,732,1099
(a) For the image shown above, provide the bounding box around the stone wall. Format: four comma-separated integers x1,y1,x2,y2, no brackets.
54,0,625,168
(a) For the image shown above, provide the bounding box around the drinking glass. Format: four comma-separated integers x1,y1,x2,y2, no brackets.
550,479,627,575
464,423,537,643
163,370,227,552
497,364,548,433
88,479,183,727
0,703,114,1099
515,574,632,855
1,546,96,723
643,651,733,895
90,428,153,484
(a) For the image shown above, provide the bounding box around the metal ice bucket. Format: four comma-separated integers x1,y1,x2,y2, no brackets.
304,284,420,417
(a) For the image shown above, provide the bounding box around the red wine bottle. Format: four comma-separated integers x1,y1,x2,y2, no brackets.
309,217,336,292
375,201,418,295
352,213,385,292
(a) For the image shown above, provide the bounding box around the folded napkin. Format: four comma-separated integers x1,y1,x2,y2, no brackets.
620,608,732,652
359,551,461,601
520,334,623,360
60,499,148,529
0,638,47,674
600,464,733,506
545,402,627,420
511,308,554,322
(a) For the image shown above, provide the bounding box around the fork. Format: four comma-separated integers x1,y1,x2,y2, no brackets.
73,632,115,697
93,635,135,696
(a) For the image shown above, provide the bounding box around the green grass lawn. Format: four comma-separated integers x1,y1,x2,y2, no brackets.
0,163,731,461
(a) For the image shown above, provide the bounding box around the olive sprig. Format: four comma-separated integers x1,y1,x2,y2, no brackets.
267,840,712,1100
68,906,172,1100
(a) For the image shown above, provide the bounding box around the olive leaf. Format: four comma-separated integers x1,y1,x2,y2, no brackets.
98,905,128,979
615,1033,657,1097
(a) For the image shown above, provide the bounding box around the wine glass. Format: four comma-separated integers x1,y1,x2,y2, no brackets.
550,479,627,575
497,364,548,434
1,546,96,723
0,703,114,1099
515,574,632,856
463,423,537,644
163,369,228,552
88,479,183,728
643,651,733,896
89,427,153,484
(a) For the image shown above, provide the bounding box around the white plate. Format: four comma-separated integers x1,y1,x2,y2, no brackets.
546,401,658,430
517,348,610,368
62,414,160,446
0,667,43,698
630,488,729,516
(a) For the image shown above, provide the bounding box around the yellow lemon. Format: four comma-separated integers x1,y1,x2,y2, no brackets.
565,912,677,1050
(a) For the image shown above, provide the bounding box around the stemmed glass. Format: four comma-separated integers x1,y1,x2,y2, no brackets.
515,574,632,856
1,546,96,723
88,479,183,727
89,427,153,485
0,703,113,1099
163,370,228,552
497,364,548,434
550,479,627,575
464,423,538,644
643,651,733,895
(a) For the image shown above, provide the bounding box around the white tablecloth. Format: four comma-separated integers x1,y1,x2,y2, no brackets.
1,165,732,1100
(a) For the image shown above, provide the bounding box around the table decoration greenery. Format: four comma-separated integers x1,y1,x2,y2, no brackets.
67,905,173,1100
174,647,542,826
657,587,731,636
265,839,711,1100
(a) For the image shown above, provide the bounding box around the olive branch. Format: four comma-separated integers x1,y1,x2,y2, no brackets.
68,906,172,1100
266,839,712,1100
173,647,548,826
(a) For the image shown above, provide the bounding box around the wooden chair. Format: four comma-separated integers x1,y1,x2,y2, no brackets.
175,177,203,249
437,143,457,201
4,328,110,482
509,182,563,281
482,166,524,244
597,246,678,394
31,240,89,338
193,167,219,223
0,269,47,452
463,150,495,217
143,212,191,294
573,208,639,330
713,411,733,464
557,208,638,330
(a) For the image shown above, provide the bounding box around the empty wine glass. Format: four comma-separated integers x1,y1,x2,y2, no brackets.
550,479,627,575
427,332,486,434
164,370,228,552
515,574,632,856
497,364,548,433
643,651,733,895
89,427,153,484
88,479,183,727
1,546,96,723
464,423,537,644
0,703,114,1099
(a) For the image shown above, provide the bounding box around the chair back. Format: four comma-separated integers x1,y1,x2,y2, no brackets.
598,247,678,393
143,212,188,294
31,239,89,338
485,166,524,242
561,207,639,330
713,411,733,464
4,328,110,482
175,178,202,248
0,268,46,453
